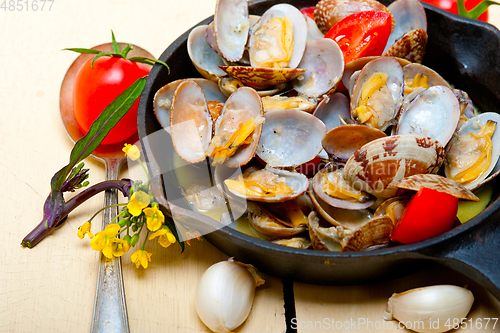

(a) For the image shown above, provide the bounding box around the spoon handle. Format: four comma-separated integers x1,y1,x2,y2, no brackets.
91,158,129,333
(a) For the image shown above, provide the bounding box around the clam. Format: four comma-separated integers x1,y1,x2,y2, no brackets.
454,89,476,130
444,112,500,190
308,211,393,251
249,4,307,70
154,79,226,133
383,29,427,63
247,201,307,238
313,91,351,129
343,135,445,198
322,124,387,162
273,237,311,249
350,57,404,131
313,91,351,160
292,38,344,98
219,65,306,87
403,63,451,96
384,0,427,54
218,76,287,97
391,173,479,201
256,109,327,167
312,165,375,210
207,86,264,167
214,0,250,62
187,25,227,82
342,57,410,95
170,80,213,163
224,167,309,202
396,85,461,146
261,95,317,113
373,196,410,225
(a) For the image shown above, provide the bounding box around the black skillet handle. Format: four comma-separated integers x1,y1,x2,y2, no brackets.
415,216,500,300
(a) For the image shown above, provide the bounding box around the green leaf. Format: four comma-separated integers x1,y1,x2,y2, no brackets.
127,56,170,74
91,51,118,67
111,30,120,53
63,48,102,55
457,0,499,19
50,76,147,191
121,44,133,58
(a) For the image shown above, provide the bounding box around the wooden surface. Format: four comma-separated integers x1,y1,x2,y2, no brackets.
1,1,500,332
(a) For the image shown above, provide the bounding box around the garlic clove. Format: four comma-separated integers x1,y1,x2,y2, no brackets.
195,259,264,333
384,285,474,333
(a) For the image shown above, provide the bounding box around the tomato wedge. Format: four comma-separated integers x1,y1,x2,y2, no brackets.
324,11,392,64
391,188,459,244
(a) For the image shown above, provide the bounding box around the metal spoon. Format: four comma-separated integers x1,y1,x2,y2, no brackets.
60,42,153,333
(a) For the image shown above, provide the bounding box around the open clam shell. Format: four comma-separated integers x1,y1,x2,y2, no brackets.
247,201,307,238
384,0,427,54
256,109,327,167
292,38,344,98
391,174,479,201
218,76,287,97
211,86,263,167
214,0,250,62
444,112,500,190
342,57,411,95
261,94,317,113
403,63,451,92
224,168,310,203
312,165,375,210
396,85,461,147
220,65,306,87
322,124,387,162
272,237,311,249
313,92,351,129
343,134,445,198
187,25,227,82
309,187,375,231
383,29,428,63
170,80,213,164
308,211,393,252
249,3,307,70
350,57,404,131
154,78,226,133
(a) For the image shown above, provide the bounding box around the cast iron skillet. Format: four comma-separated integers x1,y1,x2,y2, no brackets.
137,0,500,299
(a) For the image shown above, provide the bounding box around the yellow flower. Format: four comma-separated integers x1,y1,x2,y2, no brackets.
144,206,164,232
149,228,176,248
77,221,94,239
112,241,130,258
127,191,150,216
90,224,122,260
131,249,152,269
123,143,140,161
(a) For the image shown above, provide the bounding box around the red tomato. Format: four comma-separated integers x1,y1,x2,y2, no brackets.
391,188,459,244
73,57,151,145
324,11,392,64
420,0,488,21
300,6,315,20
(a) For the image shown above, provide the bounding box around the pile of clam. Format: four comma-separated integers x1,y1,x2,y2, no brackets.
153,0,500,251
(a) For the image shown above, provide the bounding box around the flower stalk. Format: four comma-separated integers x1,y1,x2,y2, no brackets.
22,178,133,248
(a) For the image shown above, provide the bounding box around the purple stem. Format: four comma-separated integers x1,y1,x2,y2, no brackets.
21,179,133,248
